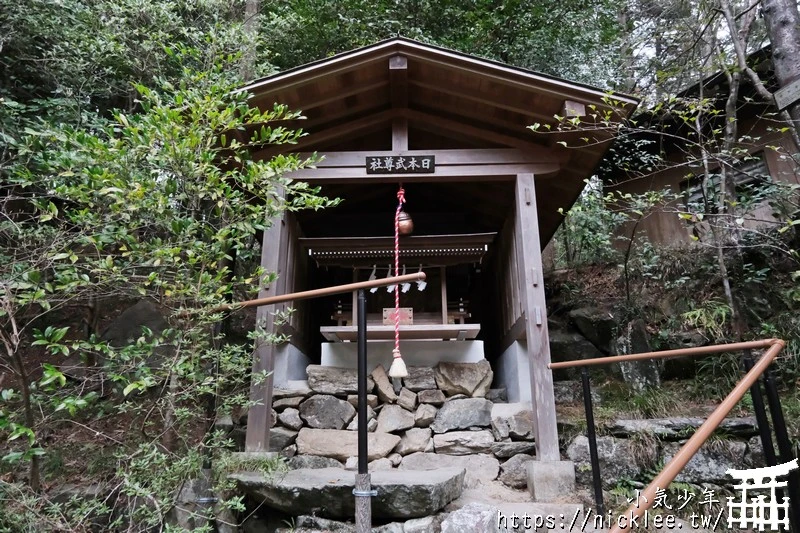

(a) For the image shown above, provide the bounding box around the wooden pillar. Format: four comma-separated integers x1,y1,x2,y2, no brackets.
514,173,559,461
245,209,290,452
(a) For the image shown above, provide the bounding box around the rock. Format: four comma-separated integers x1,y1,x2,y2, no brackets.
441,503,496,533
498,454,534,489
346,407,377,431
486,388,507,403
448,394,468,400
280,444,297,458
296,515,355,532
549,329,605,380
491,440,536,459
270,409,278,428
554,381,588,404
397,388,417,411
215,414,234,433
278,408,303,431
369,458,394,471
663,440,747,484
300,395,356,430
490,403,534,440
566,435,638,488
402,516,435,533
307,366,374,396
273,383,312,399
372,364,398,404
569,306,616,354
347,394,378,409
417,389,446,406
273,396,304,410
166,477,214,531
430,398,492,434
414,404,437,427
296,429,400,462
616,320,660,392
376,404,416,433
435,361,493,397
433,430,494,455
399,452,499,488
231,467,464,519
268,428,298,452
102,300,167,346
368,418,378,432
387,453,402,466
746,436,765,467
345,457,358,471
403,367,437,391
288,455,344,470
396,428,432,456
373,522,404,533
607,417,758,440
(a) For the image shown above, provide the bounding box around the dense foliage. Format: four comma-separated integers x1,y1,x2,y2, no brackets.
2,0,800,529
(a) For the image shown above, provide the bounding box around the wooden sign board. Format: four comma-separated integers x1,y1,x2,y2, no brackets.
774,78,800,110
383,307,413,325
366,155,435,174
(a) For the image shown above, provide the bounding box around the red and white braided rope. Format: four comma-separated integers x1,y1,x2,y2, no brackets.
393,186,405,358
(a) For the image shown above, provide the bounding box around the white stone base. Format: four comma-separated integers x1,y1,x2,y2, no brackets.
321,340,485,370
494,340,531,404
272,343,312,387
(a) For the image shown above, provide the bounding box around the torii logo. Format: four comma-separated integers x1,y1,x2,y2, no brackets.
726,459,798,530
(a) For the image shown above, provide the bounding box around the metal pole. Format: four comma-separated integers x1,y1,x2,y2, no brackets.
354,289,374,532
743,354,778,466
762,367,800,530
582,367,604,516
200,272,426,315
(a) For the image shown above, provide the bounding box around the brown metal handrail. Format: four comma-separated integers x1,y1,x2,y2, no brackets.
549,338,786,533
181,272,427,315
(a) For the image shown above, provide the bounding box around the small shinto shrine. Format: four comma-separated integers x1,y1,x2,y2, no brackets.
240,38,637,466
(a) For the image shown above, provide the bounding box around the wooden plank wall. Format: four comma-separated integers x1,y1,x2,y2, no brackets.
493,216,524,349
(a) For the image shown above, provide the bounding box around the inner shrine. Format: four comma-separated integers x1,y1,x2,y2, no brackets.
240,38,637,468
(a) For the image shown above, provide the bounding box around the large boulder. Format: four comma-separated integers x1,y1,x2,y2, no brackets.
566,435,638,488
662,441,747,484
307,366,373,396
371,364,397,403
548,329,605,381
287,455,343,470
430,398,493,434
230,467,464,519
433,430,494,455
397,388,417,411
278,408,303,431
417,389,446,406
491,440,536,459
268,427,298,452
376,404,416,433
403,367,437,392
399,452,499,488
434,361,493,397
607,417,758,440
396,428,433,456
414,404,437,428
295,429,399,462
299,395,356,430
615,320,660,392
498,454,534,489
490,403,534,440
568,306,616,354
440,503,497,533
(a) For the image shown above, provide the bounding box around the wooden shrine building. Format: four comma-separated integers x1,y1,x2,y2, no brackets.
241,38,637,464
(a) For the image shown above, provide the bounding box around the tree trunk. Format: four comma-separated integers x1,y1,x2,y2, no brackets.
241,0,260,82
762,0,800,138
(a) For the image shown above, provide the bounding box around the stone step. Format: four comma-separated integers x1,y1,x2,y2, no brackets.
230,467,464,520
